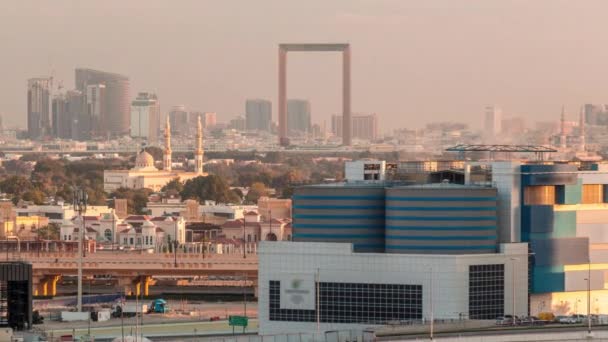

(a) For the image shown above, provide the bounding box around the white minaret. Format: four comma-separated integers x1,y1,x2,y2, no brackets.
579,106,586,152
163,117,172,171
559,105,567,149
195,115,204,174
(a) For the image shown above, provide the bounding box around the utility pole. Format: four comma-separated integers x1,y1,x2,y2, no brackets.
174,218,178,268
587,262,592,335
111,208,115,251
73,187,87,313
243,273,247,318
430,267,434,341
242,210,246,259
316,268,320,334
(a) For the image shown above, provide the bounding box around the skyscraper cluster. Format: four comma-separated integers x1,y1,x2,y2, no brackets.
28,68,130,141
245,99,272,132
286,99,311,134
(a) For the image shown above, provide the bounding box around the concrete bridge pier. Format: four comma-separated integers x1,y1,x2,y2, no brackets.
118,275,152,296
34,275,61,296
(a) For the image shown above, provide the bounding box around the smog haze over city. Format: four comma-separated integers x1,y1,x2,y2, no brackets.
6,1,608,341
2,0,608,131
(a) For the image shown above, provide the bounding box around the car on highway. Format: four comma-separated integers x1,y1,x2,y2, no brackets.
496,315,519,326
519,316,547,326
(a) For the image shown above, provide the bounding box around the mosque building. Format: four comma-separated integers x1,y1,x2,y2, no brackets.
103,116,206,192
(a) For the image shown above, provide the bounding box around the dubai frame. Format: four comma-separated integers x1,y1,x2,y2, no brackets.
278,43,351,146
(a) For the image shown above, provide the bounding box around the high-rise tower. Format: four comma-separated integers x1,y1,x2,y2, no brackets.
75,68,130,137
579,106,586,152
163,117,172,171
27,78,52,140
195,115,204,174
559,105,567,149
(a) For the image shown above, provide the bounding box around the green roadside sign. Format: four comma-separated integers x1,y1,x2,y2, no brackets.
229,315,248,327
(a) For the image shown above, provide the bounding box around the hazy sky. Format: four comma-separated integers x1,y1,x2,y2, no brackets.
2,0,608,133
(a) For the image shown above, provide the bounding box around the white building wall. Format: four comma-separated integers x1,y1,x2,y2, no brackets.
491,161,522,243
259,241,528,336
344,160,386,182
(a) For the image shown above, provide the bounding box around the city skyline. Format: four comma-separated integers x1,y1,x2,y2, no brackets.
4,1,608,132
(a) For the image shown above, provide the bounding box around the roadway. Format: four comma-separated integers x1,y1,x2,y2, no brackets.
41,319,259,341
376,323,608,341
38,300,258,340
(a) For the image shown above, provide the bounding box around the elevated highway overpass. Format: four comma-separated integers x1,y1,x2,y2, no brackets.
16,252,258,297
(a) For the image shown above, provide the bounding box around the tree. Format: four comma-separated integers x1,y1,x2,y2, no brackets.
22,190,45,204
0,176,33,204
245,182,268,204
37,223,60,240
280,186,294,199
110,187,153,214
161,178,184,193
180,175,240,204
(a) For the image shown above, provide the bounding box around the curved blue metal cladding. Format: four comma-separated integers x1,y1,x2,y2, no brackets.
385,187,498,254
292,185,386,252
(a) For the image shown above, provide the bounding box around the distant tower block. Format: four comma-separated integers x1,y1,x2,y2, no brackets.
278,43,351,146
194,115,204,174
579,106,586,152
559,105,567,149
163,117,172,171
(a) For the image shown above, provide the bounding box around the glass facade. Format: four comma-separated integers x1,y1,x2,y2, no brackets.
582,184,603,204
269,280,422,324
523,186,555,205
469,264,505,319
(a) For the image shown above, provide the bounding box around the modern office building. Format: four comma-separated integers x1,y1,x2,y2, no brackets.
515,163,608,315
246,99,272,131
203,112,217,129
484,105,502,143
292,182,499,255
259,241,528,335
583,104,608,126
168,105,189,136
27,78,51,140
66,90,87,141
459,160,608,316
51,93,69,139
287,99,311,134
0,262,32,330
332,113,378,141
130,92,160,142
86,84,106,138
75,68,130,137
229,115,246,131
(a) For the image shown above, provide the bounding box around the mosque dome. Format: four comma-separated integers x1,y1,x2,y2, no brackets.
133,150,157,171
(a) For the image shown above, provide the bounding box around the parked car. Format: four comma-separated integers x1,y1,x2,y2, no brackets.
557,315,577,324
571,314,586,323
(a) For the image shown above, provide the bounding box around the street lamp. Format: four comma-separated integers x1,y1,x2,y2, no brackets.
111,207,115,252
73,187,88,313
585,261,591,335
509,257,517,326
174,217,178,268
242,210,246,259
